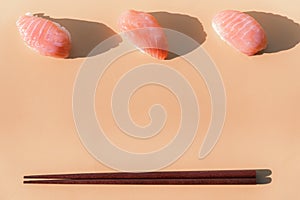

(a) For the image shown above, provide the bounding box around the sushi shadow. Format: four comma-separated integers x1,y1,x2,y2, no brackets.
246,11,300,54
35,13,122,59
150,12,207,60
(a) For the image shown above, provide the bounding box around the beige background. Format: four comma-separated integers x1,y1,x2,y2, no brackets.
1,0,300,199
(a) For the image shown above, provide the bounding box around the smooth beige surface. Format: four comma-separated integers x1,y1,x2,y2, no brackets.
1,0,300,199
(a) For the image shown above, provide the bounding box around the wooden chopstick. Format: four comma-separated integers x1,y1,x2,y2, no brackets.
23,178,257,185
23,169,271,185
24,169,256,180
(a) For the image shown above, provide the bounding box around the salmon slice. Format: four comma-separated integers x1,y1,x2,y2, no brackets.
117,10,168,60
212,10,267,55
16,13,71,58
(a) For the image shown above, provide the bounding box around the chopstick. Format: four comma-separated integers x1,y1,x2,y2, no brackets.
23,178,256,185
24,169,256,179
23,169,271,185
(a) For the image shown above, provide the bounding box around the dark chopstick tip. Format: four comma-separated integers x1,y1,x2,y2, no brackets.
256,177,272,184
256,169,272,177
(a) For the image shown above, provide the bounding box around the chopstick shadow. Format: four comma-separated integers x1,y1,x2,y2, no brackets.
256,169,272,184
34,13,122,59
150,12,207,60
245,11,300,54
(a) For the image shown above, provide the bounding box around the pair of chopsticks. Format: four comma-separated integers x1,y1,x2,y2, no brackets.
23,169,271,185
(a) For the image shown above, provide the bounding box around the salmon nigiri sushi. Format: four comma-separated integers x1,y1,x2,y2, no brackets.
212,10,267,56
16,13,71,58
117,10,168,60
